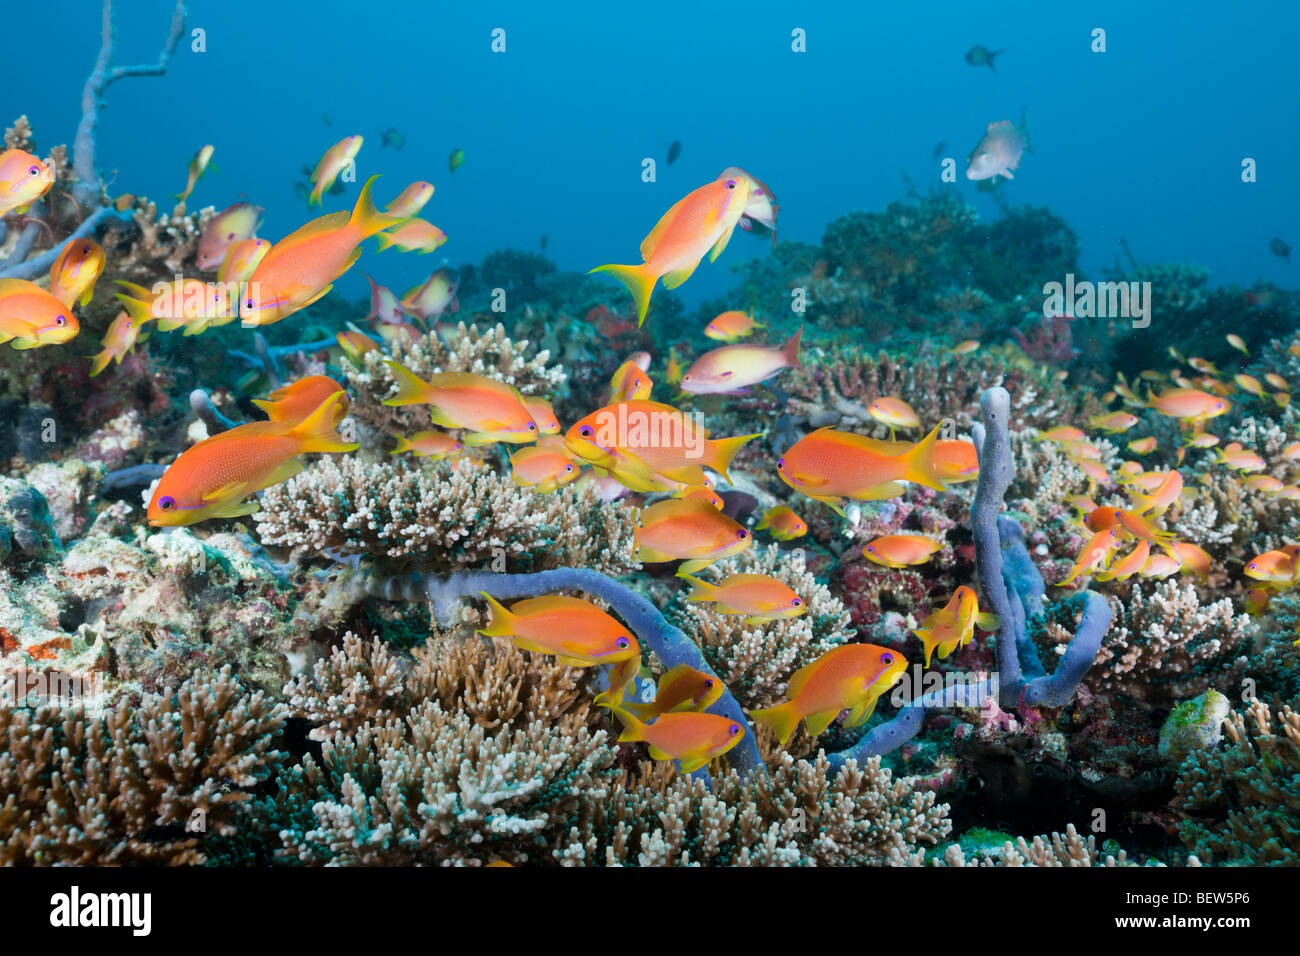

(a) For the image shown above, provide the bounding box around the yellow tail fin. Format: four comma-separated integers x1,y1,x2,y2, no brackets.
390,435,412,455
475,591,517,638
291,394,357,454
349,175,408,239
748,701,800,747
679,574,717,603
588,262,658,326
381,361,434,407
113,292,155,328
706,433,760,485
902,425,945,491
88,350,112,377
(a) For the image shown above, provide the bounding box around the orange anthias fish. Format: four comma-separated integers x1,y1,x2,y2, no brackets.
1128,436,1158,455
309,135,362,205
1089,411,1139,433
868,396,921,431
522,397,561,435
609,359,653,402
862,534,942,569
336,329,380,361
88,310,149,376
116,278,236,336
0,149,54,216
196,202,263,271
382,362,537,444
1148,388,1230,421
252,375,349,424
241,175,406,326
912,586,999,667
476,593,639,667
934,439,979,482
590,174,751,326
605,707,746,773
777,426,946,516
1243,549,1300,589
148,393,357,526
680,573,805,625
1126,469,1183,516
951,339,980,355
564,399,756,488
48,238,106,308
705,310,763,342
1161,540,1212,581
619,664,725,720
1056,529,1120,587
400,266,459,321
173,144,214,203
391,430,463,460
1037,426,1086,443
749,644,908,746
634,498,751,575
679,327,802,395
384,181,435,218
755,505,807,541
375,218,447,253
0,279,79,349
509,446,580,493
1095,540,1151,582
218,237,271,284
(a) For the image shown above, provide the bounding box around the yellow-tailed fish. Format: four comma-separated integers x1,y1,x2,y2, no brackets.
476,593,639,666
756,505,807,541
375,217,447,253
604,706,745,773
509,446,580,493
862,534,943,569
680,573,805,625
634,498,751,575
218,237,270,284
309,135,362,205
619,664,726,720
679,327,801,395
912,586,1000,667
391,430,463,460
48,238,105,308
0,278,79,349
173,144,215,203
385,181,435,218
382,361,537,444
704,310,763,342
0,149,54,216
196,202,263,271
777,425,945,516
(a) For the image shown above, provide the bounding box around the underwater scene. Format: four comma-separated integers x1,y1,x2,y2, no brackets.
2,0,1298,886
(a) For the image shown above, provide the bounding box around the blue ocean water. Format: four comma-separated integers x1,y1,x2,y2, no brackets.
8,0,1297,310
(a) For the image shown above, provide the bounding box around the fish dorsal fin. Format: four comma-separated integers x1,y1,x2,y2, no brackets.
280,210,350,244
784,657,820,699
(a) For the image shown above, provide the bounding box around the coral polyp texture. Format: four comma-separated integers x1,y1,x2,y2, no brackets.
0,0,1296,875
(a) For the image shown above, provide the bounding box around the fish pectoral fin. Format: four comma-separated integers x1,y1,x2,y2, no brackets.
707,223,738,263
646,744,671,762
298,284,334,309
676,754,709,773
208,499,261,519
559,655,592,667
635,545,675,563
10,337,41,350
803,709,839,738
661,261,700,290
852,481,906,501
845,695,880,728
1001,168,1015,180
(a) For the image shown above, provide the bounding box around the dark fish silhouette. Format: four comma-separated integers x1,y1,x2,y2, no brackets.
380,128,405,150
1270,237,1291,262
449,148,465,174
965,45,1003,72
667,140,682,165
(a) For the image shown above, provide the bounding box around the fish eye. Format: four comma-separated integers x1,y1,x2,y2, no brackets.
564,464,573,472
580,426,592,437
245,299,254,308
27,166,38,176
736,529,748,539
792,598,801,605
616,637,629,649
683,374,692,381
777,458,784,469
729,724,741,735
159,496,175,511
227,232,235,240
704,679,714,687
527,422,537,431
881,653,894,664
725,179,736,189
55,315,66,326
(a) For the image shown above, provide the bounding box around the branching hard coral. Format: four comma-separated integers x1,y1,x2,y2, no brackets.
0,665,286,865
254,456,637,575
1081,579,1255,708
341,321,565,437
557,751,951,866
664,544,850,712
934,823,1138,867
275,699,616,866
1173,697,1300,865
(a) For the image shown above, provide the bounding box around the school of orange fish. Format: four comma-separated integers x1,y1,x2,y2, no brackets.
3,135,1297,775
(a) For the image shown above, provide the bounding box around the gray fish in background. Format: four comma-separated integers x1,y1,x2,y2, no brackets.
1270,237,1291,262
380,128,405,150
966,109,1030,182
667,140,682,165
965,45,1003,71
